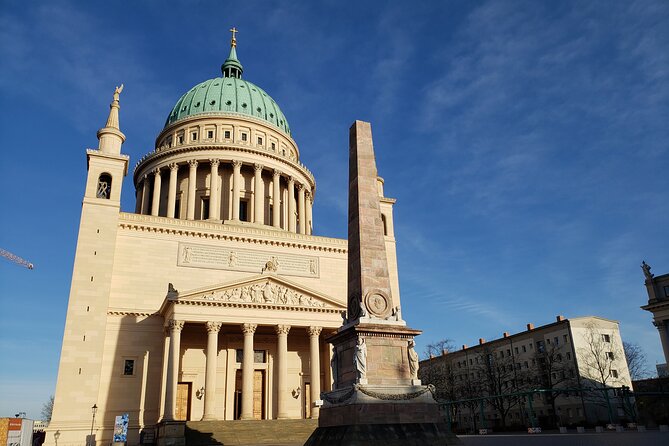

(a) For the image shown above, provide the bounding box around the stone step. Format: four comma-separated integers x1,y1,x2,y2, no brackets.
186,419,318,446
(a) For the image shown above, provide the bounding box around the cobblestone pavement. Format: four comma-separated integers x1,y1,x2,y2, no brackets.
459,431,667,446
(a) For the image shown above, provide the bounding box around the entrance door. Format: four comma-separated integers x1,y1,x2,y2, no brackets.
304,382,311,419
234,370,265,420
175,382,191,421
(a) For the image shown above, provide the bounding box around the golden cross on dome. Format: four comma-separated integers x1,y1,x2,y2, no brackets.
230,27,238,47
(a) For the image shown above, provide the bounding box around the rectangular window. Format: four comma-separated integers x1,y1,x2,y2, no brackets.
224,130,231,139
564,334,568,343
524,361,528,369
192,132,198,141
123,359,135,376
537,341,545,353
507,349,511,357
239,199,248,221
271,142,276,150
514,347,519,354
178,135,184,144
606,351,614,360
546,338,551,345
522,345,527,353
611,369,618,378
257,137,263,146
207,130,214,139
602,334,611,342
664,286,669,297
241,132,248,142
235,349,267,363
529,343,533,350
554,337,559,345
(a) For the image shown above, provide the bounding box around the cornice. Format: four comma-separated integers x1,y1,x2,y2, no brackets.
117,212,348,253
172,299,341,314
107,310,160,317
133,143,315,188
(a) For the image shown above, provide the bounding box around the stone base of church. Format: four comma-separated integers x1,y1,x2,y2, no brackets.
156,421,186,446
304,385,460,445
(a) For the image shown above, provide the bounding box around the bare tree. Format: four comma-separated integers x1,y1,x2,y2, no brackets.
423,339,454,360
578,323,625,388
41,395,54,422
532,340,578,427
623,341,651,381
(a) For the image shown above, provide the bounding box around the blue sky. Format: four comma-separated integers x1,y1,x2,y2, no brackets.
1,0,667,419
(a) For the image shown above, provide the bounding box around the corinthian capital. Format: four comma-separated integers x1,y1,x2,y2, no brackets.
308,326,322,337
254,163,264,173
188,160,199,168
169,162,179,172
206,321,223,334
273,169,283,178
241,323,257,335
232,160,242,169
275,325,291,335
168,320,184,332
209,158,220,168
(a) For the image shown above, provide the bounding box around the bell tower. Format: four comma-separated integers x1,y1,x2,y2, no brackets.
48,86,129,446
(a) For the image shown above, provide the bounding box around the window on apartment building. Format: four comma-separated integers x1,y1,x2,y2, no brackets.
606,351,615,360
507,349,511,357
611,369,619,378
514,347,519,354
665,286,669,297
524,361,529,369
537,341,545,353
602,334,611,342
554,336,559,345
563,334,568,343
522,345,527,353
546,338,551,345
529,343,533,350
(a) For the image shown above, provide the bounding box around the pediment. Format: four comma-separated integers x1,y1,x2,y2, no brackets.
166,273,346,311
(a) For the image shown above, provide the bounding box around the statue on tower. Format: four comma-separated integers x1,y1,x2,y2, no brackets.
642,260,654,281
113,84,124,102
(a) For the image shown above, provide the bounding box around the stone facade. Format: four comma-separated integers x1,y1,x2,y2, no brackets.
640,262,669,371
46,45,401,446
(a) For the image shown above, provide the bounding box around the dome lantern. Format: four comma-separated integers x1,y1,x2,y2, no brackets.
221,27,243,79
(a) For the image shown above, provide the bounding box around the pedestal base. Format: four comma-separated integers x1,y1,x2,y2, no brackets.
304,385,460,445
156,421,185,446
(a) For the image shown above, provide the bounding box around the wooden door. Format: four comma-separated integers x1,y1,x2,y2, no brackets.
175,382,191,421
304,382,311,419
253,370,265,420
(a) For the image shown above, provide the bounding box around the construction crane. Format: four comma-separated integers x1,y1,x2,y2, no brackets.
0,248,34,269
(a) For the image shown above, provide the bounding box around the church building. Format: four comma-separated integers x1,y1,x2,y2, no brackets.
47,32,401,446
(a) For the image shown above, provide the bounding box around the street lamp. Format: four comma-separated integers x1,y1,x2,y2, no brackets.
53,430,60,446
90,404,98,446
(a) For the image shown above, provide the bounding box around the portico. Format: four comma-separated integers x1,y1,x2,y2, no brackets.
158,274,343,422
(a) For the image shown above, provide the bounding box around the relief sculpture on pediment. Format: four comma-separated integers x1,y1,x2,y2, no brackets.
200,281,326,308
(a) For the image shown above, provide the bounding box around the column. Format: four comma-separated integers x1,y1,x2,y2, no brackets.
209,159,220,220
272,170,282,229
164,319,184,421
275,325,291,419
203,321,222,420
654,320,669,364
308,326,322,419
187,160,198,220
232,160,242,221
240,323,257,420
306,191,313,235
253,164,264,224
151,168,162,216
297,184,306,235
141,175,150,214
288,177,296,232
167,163,178,218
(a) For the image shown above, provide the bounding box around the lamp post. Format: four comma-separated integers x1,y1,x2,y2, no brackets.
90,404,98,446
53,430,60,446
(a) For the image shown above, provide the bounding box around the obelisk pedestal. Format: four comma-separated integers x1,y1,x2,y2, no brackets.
304,121,459,445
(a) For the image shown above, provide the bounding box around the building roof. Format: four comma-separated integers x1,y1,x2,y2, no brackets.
164,41,291,135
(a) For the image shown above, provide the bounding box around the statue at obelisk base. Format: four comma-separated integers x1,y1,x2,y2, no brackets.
304,121,459,445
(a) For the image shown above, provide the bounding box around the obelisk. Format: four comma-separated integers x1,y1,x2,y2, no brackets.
305,121,459,445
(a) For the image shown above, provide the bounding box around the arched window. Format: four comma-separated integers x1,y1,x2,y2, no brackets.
97,173,112,199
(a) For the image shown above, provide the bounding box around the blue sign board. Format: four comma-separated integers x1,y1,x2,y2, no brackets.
113,414,129,443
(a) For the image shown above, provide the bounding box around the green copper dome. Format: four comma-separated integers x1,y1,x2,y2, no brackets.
165,77,291,135
164,37,291,135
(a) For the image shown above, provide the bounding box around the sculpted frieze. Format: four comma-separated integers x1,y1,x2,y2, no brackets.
177,243,319,278
196,280,326,308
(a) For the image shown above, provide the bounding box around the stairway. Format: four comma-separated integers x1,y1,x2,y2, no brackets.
185,419,318,446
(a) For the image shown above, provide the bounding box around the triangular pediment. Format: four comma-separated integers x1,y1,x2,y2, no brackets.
166,273,346,311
